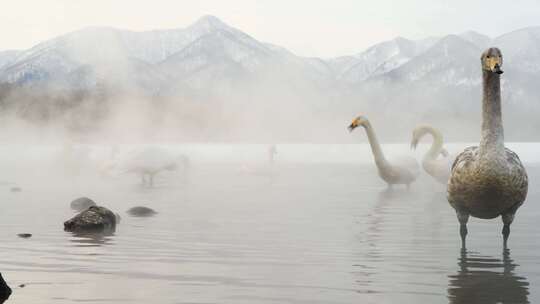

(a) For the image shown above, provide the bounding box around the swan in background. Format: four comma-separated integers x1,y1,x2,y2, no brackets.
348,115,419,189
410,125,453,184
447,48,528,249
120,147,189,187
268,144,277,164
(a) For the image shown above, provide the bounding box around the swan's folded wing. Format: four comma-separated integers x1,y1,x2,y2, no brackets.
505,148,528,199
392,155,420,176
451,146,478,172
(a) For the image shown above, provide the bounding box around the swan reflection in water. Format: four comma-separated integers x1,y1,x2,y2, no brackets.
448,249,529,304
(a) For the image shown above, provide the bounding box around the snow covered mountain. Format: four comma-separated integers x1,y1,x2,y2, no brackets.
382,35,481,86
337,37,438,83
0,15,334,94
1,16,540,140
0,50,20,70
1,16,539,94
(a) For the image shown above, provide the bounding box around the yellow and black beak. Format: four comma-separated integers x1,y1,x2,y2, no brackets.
487,56,503,74
348,121,359,132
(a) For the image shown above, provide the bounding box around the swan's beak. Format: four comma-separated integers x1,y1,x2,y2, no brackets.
410,138,418,150
493,63,503,74
487,56,503,74
440,148,449,157
348,123,357,132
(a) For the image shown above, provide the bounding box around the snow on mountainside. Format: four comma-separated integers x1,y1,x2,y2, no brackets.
0,15,332,93
0,16,265,86
383,34,480,86
494,27,540,73
159,24,272,73
337,37,438,83
2,17,540,141
0,16,540,102
0,50,20,69
458,31,491,49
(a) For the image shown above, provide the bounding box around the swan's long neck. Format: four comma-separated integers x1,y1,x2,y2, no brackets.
362,121,389,169
479,70,505,156
422,127,444,161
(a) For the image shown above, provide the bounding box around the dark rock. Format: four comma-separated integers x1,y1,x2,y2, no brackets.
70,197,97,212
127,206,157,217
10,187,21,193
64,206,117,232
0,273,11,303
17,233,32,238
18,284,25,288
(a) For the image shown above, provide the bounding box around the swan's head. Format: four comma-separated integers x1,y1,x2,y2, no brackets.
440,148,449,157
348,115,368,132
410,125,430,149
481,48,503,74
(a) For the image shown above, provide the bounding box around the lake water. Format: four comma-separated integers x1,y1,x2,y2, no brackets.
0,143,539,303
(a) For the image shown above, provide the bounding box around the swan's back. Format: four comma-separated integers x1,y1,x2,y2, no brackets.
422,154,453,184
379,155,419,185
394,155,420,177
122,147,177,174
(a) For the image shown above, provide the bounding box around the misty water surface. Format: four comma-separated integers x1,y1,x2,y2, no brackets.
0,144,538,303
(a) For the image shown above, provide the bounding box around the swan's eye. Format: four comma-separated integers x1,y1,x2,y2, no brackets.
486,55,490,59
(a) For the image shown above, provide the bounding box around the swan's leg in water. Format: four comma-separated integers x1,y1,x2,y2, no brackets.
502,212,515,249
141,173,147,186
456,210,469,249
149,173,155,187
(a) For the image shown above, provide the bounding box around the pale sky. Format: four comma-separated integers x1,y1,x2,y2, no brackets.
0,0,539,57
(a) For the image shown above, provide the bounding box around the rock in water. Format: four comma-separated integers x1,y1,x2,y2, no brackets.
0,273,11,304
70,197,97,212
127,206,157,217
64,206,117,232
17,233,32,238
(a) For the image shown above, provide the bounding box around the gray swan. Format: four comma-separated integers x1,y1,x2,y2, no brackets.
447,48,528,248
411,125,453,184
348,115,419,189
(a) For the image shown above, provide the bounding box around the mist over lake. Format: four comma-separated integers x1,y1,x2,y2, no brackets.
1,1,540,303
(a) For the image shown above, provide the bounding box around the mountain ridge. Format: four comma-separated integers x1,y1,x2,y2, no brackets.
1,15,540,141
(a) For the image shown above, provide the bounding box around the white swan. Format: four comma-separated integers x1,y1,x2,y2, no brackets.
410,125,453,184
121,147,188,187
348,115,419,189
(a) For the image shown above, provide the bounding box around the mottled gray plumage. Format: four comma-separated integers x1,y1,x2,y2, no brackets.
349,115,419,188
448,146,527,219
447,48,528,248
